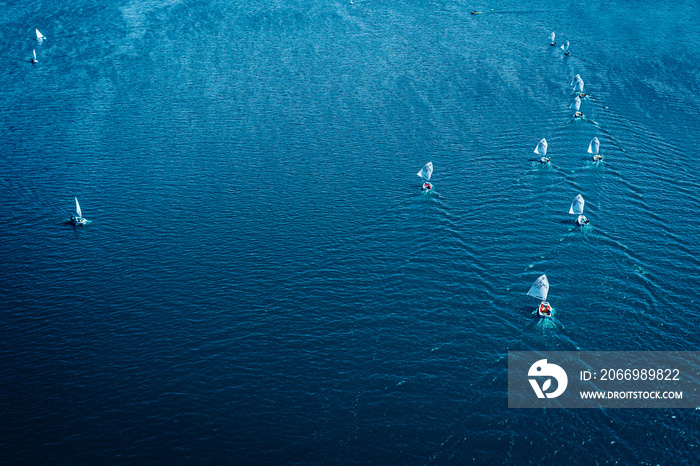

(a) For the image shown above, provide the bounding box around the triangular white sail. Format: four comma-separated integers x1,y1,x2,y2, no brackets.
33,49,37,61
569,194,585,215
574,79,584,93
560,41,569,52
528,274,549,301
549,32,555,42
570,96,581,112
571,74,581,86
36,29,45,40
417,162,433,181
533,138,548,156
75,197,82,218
587,137,600,155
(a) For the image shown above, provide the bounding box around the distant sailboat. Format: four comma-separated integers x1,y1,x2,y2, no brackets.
71,197,87,225
571,96,582,118
534,138,550,164
30,49,38,63
36,29,45,42
528,274,551,318
560,40,570,55
549,32,556,46
588,137,602,161
569,194,589,226
417,162,433,192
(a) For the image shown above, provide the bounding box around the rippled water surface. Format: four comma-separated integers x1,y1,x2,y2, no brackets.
1,0,699,463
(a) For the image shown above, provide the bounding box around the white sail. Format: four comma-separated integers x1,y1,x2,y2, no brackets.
533,138,548,156
75,197,82,218
549,32,555,42
569,194,585,215
560,41,569,52
574,79,584,93
570,96,581,112
571,74,581,86
528,274,549,301
587,137,600,155
36,29,45,40
33,49,37,61
417,162,433,181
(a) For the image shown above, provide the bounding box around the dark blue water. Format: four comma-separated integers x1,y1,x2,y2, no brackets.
1,0,699,463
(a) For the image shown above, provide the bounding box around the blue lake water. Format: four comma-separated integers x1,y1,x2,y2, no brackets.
1,0,699,463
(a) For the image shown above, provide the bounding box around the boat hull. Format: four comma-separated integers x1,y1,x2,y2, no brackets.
537,302,552,318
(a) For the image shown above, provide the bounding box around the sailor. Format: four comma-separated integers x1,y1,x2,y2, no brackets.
593,154,603,162
540,157,551,164
574,111,583,118
579,93,587,98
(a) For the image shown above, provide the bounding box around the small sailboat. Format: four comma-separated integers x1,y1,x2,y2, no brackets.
573,77,586,98
549,32,556,46
30,49,38,63
36,29,45,42
417,162,433,191
571,96,582,118
71,197,87,225
528,274,552,318
569,194,589,226
560,40,570,55
588,137,602,161
534,138,550,164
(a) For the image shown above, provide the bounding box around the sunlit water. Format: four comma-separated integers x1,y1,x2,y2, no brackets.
1,0,699,462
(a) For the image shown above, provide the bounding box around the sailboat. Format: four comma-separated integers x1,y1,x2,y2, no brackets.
528,274,552,318
549,32,556,46
534,138,550,164
569,194,589,226
36,29,45,42
588,137,602,161
71,197,88,225
417,162,433,191
30,49,38,63
571,96,582,118
573,77,586,98
560,40,570,55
